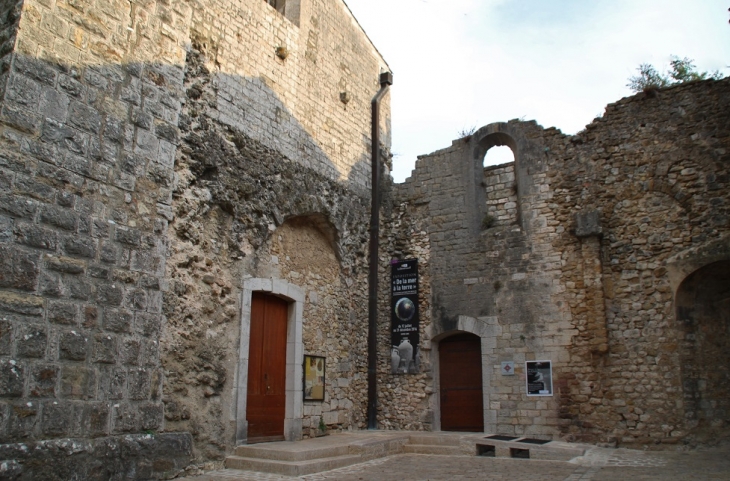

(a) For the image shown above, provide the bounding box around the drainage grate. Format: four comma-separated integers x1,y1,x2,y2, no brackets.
517,438,551,445
510,447,530,459
476,444,496,457
484,435,518,441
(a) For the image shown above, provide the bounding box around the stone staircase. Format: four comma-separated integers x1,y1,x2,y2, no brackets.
221,432,587,477
402,433,467,456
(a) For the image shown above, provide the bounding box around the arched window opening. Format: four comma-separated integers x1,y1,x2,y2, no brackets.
483,145,514,168
483,145,518,228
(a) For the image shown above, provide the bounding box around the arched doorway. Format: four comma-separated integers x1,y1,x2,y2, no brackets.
439,332,484,432
676,260,730,432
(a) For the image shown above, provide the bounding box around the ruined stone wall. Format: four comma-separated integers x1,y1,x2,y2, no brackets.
389,78,730,445
160,0,389,467
0,0,389,473
548,78,730,445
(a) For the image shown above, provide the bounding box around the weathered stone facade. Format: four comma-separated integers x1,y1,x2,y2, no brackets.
0,0,388,477
386,78,730,446
0,0,728,478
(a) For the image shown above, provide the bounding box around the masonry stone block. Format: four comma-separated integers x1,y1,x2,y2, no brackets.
6,401,39,440
139,402,163,431
99,367,127,401
92,333,117,364
68,101,102,134
1,103,41,133
46,255,86,275
40,87,70,122
0,361,24,397
14,56,57,86
5,73,41,107
16,325,47,358
66,276,92,300
59,330,89,361
61,365,96,399
14,175,56,202
41,400,72,436
47,301,78,325
38,272,63,298
96,283,124,307
120,338,141,365
0,193,38,219
0,246,40,291
112,402,139,433
14,222,58,250
40,204,77,231
127,368,150,401
29,364,59,398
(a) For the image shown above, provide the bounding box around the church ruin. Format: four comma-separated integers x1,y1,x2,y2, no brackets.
0,0,728,478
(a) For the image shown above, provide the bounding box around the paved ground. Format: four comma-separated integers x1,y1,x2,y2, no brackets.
188,443,730,481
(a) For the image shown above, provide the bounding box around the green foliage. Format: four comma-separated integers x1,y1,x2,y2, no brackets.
482,214,496,229
627,56,723,93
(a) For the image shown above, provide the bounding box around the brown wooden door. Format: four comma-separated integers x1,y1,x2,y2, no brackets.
247,293,288,443
439,333,484,432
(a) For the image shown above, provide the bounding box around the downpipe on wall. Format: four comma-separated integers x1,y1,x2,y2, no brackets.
368,71,393,430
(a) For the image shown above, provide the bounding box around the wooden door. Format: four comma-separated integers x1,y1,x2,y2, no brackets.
247,293,288,443
439,333,484,432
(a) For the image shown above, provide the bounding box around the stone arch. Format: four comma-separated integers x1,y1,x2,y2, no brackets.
276,213,343,263
236,278,305,444
429,315,500,432
675,260,730,435
470,122,546,233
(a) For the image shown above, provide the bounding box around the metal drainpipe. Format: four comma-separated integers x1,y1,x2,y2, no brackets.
368,71,393,430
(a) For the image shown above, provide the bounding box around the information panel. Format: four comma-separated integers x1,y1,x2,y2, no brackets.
526,360,553,396
390,259,420,374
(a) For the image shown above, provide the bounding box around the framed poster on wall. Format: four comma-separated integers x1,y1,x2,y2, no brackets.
526,360,553,396
303,355,326,401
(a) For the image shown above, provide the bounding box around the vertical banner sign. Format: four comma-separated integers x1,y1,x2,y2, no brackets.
390,259,419,374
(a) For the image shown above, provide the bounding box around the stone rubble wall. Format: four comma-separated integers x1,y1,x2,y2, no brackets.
388,78,730,446
159,0,390,468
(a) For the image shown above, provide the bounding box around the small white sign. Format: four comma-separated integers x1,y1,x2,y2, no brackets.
501,361,515,376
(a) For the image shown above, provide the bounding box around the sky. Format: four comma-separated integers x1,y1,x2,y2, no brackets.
343,0,730,182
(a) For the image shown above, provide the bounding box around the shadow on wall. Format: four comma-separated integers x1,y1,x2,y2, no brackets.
0,50,382,467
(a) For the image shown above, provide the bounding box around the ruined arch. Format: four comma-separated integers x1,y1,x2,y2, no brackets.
675,260,730,435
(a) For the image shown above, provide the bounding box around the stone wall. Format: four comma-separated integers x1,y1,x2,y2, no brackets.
0,0,390,477
388,77,730,445
187,0,390,190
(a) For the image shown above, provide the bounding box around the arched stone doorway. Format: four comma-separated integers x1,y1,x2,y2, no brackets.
676,260,730,433
438,332,484,432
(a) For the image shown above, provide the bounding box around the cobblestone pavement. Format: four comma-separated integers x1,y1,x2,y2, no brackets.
190,444,730,481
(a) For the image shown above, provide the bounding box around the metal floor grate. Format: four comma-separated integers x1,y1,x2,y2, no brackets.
484,435,519,441
517,438,551,445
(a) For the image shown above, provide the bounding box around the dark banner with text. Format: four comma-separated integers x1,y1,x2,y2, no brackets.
391,259,420,374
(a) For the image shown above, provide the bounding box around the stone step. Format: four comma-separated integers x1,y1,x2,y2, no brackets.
408,434,462,446
232,442,349,461
403,444,466,456
224,453,364,476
